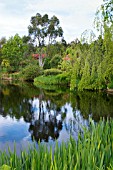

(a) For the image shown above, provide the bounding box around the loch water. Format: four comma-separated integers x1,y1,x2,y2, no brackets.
0,80,113,152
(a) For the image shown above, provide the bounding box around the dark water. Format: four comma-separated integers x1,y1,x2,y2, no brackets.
0,80,113,151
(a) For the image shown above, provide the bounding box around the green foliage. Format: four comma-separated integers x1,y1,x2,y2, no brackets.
59,44,83,90
58,23,113,91
44,68,62,76
1,34,28,72
0,119,113,169
9,72,22,80
56,72,70,84
78,59,91,90
67,0,113,91
94,0,113,34
103,25,113,84
0,165,11,170
34,73,69,87
0,37,6,64
0,1,112,90
43,43,66,69
1,59,10,73
49,54,62,68
96,63,106,90
34,75,59,85
1,59,10,68
107,80,113,89
21,64,42,81
28,13,63,47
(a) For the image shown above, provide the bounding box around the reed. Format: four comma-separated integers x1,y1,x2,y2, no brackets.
0,118,113,170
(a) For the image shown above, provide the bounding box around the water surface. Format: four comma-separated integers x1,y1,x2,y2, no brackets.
0,80,113,151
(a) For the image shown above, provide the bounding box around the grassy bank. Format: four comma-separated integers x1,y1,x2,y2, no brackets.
0,119,113,170
34,73,69,87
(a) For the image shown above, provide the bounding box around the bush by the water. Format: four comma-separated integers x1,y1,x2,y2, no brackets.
34,72,70,86
21,64,42,81
0,119,113,169
34,75,59,85
107,80,113,89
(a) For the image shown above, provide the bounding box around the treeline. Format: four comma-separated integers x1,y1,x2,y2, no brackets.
0,0,113,90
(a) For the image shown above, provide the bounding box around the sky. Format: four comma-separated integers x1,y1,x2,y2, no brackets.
0,0,103,43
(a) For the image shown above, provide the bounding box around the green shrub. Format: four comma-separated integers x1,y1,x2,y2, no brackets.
56,72,70,84
107,80,113,89
34,75,59,85
21,64,42,81
34,72,70,87
44,68,62,76
9,72,21,80
49,54,62,68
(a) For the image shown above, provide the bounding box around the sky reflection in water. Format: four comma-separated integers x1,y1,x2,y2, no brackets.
0,81,113,151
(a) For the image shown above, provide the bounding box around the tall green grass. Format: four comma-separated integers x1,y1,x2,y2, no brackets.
0,118,113,170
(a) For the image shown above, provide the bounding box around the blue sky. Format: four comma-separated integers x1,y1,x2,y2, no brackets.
0,0,103,42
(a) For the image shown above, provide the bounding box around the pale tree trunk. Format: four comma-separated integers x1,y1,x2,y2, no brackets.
38,55,45,68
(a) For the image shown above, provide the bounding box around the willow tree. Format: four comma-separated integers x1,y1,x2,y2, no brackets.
94,0,113,89
94,0,113,34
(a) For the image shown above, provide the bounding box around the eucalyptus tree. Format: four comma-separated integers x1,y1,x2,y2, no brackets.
28,13,48,47
28,13,64,68
47,15,63,44
28,13,63,47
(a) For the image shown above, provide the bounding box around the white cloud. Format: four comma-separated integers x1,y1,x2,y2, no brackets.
0,0,103,42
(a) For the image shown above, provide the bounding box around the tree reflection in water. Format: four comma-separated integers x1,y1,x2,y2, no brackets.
29,92,63,142
0,81,113,144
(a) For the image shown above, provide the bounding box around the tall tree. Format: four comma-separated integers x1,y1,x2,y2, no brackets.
0,37,6,64
1,34,28,72
28,13,63,68
94,0,113,88
94,0,113,34
47,15,63,44
28,13,63,47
